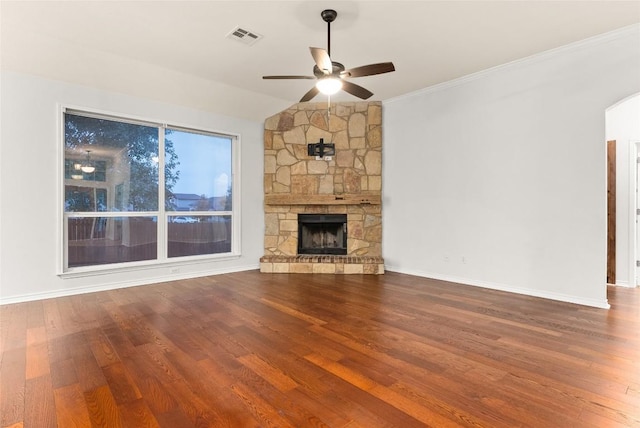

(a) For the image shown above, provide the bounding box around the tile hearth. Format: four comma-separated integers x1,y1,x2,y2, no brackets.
259,255,384,274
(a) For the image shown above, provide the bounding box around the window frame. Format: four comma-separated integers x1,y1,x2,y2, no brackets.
57,105,242,277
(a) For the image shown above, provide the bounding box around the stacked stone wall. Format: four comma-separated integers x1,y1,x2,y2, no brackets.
261,101,383,274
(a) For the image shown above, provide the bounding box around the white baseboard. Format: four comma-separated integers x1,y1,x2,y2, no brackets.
3,264,613,309
385,265,611,309
614,280,635,288
0,264,259,305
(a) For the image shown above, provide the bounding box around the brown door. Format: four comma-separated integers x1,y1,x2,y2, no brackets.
607,140,616,284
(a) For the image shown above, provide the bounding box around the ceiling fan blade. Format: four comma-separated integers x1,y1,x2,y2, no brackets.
344,62,395,78
341,80,373,100
263,75,315,79
300,86,320,102
310,47,332,72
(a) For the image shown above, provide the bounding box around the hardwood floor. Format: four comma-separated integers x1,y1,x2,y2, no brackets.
1,271,639,427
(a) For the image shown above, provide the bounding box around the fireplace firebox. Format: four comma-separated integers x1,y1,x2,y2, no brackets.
297,214,347,255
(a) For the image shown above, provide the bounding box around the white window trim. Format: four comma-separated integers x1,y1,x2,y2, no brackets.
57,104,242,277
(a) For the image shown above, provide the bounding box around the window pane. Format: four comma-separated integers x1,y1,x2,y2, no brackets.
166,129,232,212
67,216,158,267
64,186,109,212
167,215,231,258
64,113,160,212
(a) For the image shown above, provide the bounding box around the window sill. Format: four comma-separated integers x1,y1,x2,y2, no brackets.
58,252,241,279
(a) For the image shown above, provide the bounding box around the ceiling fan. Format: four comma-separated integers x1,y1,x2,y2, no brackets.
262,9,395,102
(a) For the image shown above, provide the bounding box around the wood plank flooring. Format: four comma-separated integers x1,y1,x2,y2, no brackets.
1,271,639,427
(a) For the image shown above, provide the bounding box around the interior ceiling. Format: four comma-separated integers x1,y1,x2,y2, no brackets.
2,1,639,115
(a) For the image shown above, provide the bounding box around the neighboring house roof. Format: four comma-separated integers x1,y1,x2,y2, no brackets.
170,194,228,211
172,193,202,200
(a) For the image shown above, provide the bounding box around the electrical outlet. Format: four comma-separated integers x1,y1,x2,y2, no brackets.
444,255,449,263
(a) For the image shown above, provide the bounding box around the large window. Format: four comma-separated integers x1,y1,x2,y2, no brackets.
62,109,237,272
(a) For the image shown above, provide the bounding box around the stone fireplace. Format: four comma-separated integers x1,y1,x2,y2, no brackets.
259,101,384,274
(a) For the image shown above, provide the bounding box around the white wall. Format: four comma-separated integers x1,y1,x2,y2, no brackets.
383,25,640,308
606,94,640,286
0,27,292,123
0,71,265,303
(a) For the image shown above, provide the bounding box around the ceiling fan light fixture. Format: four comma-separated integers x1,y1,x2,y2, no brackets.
80,150,96,174
316,77,342,95
262,9,394,102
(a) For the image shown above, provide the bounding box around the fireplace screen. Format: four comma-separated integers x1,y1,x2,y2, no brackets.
298,214,347,255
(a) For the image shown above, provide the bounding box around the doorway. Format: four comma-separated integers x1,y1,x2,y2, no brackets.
605,93,640,288
607,140,616,284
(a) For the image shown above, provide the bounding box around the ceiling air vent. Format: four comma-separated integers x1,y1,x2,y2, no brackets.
226,26,262,46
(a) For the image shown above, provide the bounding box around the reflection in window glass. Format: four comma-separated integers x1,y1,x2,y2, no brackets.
65,187,108,212
64,159,107,182
166,129,232,212
64,113,161,213
67,216,158,267
168,216,231,258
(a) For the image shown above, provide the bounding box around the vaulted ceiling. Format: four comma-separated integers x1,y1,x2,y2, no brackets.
2,1,639,121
